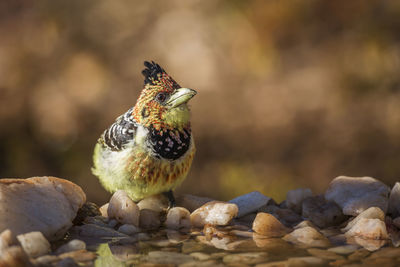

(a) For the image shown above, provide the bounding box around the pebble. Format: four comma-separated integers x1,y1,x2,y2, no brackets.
229,191,271,218
107,219,118,228
347,248,371,261
165,207,191,230
181,240,207,253
166,230,190,243
99,203,109,217
351,236,387,251
367,247,400,259
0,229,15,251
388,182,400,217
294,220,317,229
282,226,331,248
327,244,359,255
0,176,86,241
34,255,60,265
306,248,344,260
0,246,32,267
222,252,269,265
252,213,290,237
56,239,86,255
344,218,388,239
137,194,169,212
176,194,215,212
190,252,211,261
286,188,312,214
325,176,390,216
180,260,224,267
71,224,128,237
287,256,326,266
107,190,140,226
145,251,194,265
58,249,97,262
190,201,238,227
255,260,287,267
274,208,303,226
342,207,385,232
118,224,141,235
301,195,346,228
17,231,51,258
139,209,161,230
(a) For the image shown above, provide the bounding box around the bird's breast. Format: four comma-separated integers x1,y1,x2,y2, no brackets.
148,126,191,160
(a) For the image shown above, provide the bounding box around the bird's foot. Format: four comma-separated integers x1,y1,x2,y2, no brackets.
163,190,176,209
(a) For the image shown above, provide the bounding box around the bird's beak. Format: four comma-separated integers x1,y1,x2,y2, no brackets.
166,88,197,108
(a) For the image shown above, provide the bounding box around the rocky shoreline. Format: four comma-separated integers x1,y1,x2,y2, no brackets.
1,175,400,266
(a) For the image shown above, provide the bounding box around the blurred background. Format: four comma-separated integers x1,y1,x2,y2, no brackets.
1,0,400,204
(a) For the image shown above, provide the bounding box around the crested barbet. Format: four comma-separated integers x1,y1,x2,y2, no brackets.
92,61,196,206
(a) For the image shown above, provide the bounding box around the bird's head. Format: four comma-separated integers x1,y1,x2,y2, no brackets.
132,61,197,131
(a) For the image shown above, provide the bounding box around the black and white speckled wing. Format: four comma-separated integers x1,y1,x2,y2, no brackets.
100,108,138,151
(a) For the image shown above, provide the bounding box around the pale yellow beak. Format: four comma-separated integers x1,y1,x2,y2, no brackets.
166,88,197,108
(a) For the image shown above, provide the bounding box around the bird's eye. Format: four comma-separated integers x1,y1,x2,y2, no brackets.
155,92,167,103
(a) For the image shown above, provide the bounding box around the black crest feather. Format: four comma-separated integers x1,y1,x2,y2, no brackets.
142,61,166,85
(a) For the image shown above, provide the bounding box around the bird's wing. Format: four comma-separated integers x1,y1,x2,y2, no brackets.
100,108,138,151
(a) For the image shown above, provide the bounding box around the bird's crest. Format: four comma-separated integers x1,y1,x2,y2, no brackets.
141,61,180,89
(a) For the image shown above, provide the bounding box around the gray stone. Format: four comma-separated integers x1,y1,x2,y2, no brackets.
117,224,140,235
17,231,51,258
0,177,86,241
327,245,359,255
302,195,346,228
286,188,312,214
229,191,271,218
71,224,128,238
325,176,390,216
56,239,86,255
176,194,214,212
388,182,400,217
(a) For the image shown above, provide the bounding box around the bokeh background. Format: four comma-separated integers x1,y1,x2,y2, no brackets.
1,0,400,204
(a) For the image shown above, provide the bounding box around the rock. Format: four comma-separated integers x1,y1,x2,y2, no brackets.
393,217,400,228
165,207,191,230
58,249,96,262
118,224,140,235
0,246,33,267
70,224,128,238
176,194,215,212
327,245,359,255
286,188,312,214
99,203,109,217
274,208,303,226
72,202,101,225
367,247,400,259
0,176,86,241
190,252,211,261
255,261,287,267
282,226,331,248
287,256,326,266
0,229,15,251
139,209,161,230
107,219,118,228
345,218,388,239
33,255,60,266
222,252,269,265
301,195,346,228
347,248,371,261
294,220,317,229
229,191,271,218
180,260,223,267
325,176,390,216
388,182,400,217
190,201,238,227
107,190,140,226
145,251,194,265
166,230,190,243
252,213,290,237
137,194,169,212
342,207,385,232
351,236,387,251
57,257,79,267
16,231,50,258
307,248,344,260
56,239,86,255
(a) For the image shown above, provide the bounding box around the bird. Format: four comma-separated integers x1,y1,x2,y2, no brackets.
92,61,196,206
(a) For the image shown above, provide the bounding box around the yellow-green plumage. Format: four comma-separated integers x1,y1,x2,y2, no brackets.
92,61,196,202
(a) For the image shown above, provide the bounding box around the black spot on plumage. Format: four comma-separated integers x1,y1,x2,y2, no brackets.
142,61,165,85
149,126,191,160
